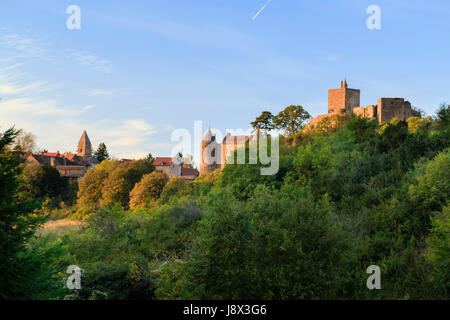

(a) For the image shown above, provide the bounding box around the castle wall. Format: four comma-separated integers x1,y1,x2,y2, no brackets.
377,98,405,123
366,105,377,118
328,87,360,114
200,140,222,175
309,80,420,129
352,107,366,117
352,105,377,119
328,88,346,114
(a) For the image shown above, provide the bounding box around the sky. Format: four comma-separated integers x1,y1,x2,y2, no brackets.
0,0,449,165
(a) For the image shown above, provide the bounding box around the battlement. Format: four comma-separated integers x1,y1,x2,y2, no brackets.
310,80,420,128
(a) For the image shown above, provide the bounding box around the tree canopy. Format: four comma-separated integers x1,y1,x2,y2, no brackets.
94,142,110,163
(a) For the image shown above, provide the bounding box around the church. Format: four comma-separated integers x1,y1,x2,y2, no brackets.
26,130,99,179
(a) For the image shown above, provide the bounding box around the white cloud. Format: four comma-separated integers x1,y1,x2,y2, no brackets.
108,136,143,148
0,97,79,117
72,52,112,73
0,81,52,95
83,105,95,110
88,89,114,97
0,29,112,73
0,32,50,60
0,32,166,159
123,119,154,133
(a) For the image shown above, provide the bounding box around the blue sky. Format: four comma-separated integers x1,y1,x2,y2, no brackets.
0,0,449,163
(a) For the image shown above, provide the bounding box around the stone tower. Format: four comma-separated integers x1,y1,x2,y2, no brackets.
77,130,93,159
199,129,221,175
328,79,360,115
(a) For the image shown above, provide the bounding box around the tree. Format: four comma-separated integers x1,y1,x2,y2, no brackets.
77,160,120,212
101,160,155,208
436,103,450,128
0,127,48,298
160,176,188,203
129,171,169,210
251,111,275,131
181,186,351,299
273,105,311,135
94,143,109,163
13,130,37,156
22,163,70,204
145,153,155,163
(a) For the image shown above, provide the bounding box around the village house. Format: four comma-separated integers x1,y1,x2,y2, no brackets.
153,157,199,181
26,130,99,179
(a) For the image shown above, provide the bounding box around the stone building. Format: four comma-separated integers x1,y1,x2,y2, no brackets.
154,157,200,181
27,152,88,179
199,128,260,175
310,80,420,127
77,130,99,166
26,130,99,179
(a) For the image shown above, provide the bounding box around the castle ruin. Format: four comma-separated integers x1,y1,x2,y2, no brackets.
200,129,260,175
309,79,420,127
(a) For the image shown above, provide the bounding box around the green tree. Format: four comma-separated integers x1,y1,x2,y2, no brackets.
0,127,62,299
273,105,311,135
145,153,155,163
251,111,275,131
77,159,120,212
129,171,168,210
160,176,188,203
22,163,71,204
435,103,450,130
94,142,109,163
426,205,450,298
180,187,351,299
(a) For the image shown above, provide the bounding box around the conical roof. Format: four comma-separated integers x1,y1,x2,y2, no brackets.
203,129,214,142
77,130,93,157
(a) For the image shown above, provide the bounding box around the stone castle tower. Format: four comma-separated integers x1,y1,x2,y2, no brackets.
77,130,93,159
200,129,222,175
199,129,260,175
328,78,361,115
310,79,420,127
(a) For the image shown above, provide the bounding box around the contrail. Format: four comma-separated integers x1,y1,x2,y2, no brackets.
252,0,272,20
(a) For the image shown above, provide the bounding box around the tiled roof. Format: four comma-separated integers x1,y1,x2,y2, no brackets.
181,167,199,177
153,157,174,166
29,154,79,166
62,153,92,166
43,152,60,157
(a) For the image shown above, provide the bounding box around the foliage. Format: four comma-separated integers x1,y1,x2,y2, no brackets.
178,187,352,299
21,163,76,206
13,130,37,155
3,104,450,300
273,105,311,135
129,171,169,210
0,127,66,299
94,142,110,163
77,159,155,212
251,111,275,131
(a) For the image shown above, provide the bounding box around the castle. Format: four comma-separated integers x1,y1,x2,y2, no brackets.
200,128,260,175
309,79,420,127
200,79,421,176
